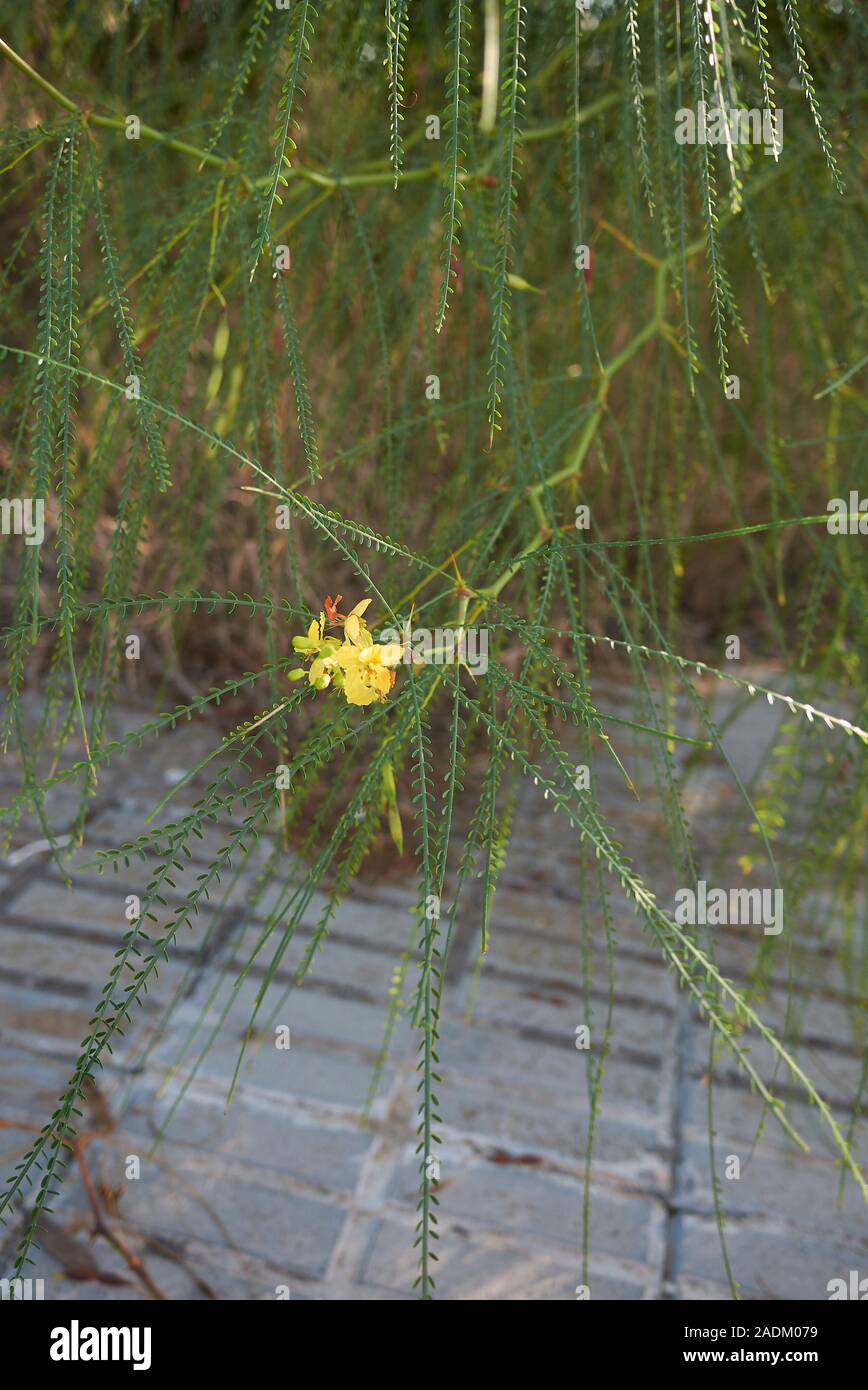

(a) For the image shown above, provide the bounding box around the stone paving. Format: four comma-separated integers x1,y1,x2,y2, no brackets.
0,673,865,1300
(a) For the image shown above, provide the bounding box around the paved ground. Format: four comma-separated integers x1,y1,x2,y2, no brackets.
0,671,865,1300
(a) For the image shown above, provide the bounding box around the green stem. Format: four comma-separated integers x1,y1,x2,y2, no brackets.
0,37,78,112
0,37,252,182
479,300,668,606
0,37,682,194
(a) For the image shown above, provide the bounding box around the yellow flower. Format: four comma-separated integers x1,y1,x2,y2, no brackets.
288,597,402,706
333,637,402,706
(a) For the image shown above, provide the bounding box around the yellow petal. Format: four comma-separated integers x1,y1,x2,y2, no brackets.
344,613,361,643
347,598,373,621
370,665,392,694
343,666,378,705
379,643,403,668
332,641,360,670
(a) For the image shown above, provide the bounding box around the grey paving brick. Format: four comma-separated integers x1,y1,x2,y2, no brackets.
124,1085,374,1192
461,971,675,1056
358,1217,631,1299
6,878,222,964
145,1016,398,1112
386,1152,662,1266
440,1019,668,1115
0,923,188,1004
677,1218,868,1301
681,1075,868,1166
45,1148,348,1279
679,1138,867,1239
440,1071,671,1183
0,981,96,1053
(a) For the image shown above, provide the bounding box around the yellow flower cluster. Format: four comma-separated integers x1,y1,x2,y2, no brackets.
288,597,403,706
